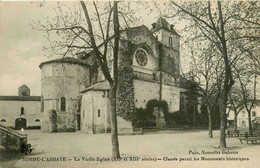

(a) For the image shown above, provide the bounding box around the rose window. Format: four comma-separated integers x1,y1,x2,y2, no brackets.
135,49,148,66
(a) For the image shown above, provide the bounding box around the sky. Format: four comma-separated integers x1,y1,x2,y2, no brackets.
0,1,56,96
0,1,185,96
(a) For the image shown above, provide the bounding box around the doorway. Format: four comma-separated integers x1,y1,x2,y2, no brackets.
15,118,27,130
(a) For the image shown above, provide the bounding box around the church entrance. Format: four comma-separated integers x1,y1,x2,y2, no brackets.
15,118,27,130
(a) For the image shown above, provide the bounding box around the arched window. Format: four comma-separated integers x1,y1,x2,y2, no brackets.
60,97,66,112
35,119,40,122
1,119,6,122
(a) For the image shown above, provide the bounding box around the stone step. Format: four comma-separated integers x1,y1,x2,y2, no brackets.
0,124,27,152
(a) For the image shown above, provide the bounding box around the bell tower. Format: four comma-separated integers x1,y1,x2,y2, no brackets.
151,17,180,52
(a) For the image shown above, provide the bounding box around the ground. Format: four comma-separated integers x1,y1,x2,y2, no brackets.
1,130,259,168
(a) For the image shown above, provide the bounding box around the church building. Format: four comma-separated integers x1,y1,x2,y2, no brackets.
39,17,186,133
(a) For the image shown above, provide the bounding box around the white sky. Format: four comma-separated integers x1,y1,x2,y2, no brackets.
0,1,186,96
0,2,56,96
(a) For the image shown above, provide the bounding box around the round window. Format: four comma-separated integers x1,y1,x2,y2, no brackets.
135,49,148,66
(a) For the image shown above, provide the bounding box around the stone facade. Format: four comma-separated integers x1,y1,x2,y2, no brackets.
80,88,111,133
79,17,185,132
39,58,90,132
80,82,133,134
227,105,260,128
0,85,41,129
122,18,183,114
40,17,186,133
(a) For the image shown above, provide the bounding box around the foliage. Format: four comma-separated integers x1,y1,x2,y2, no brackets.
170,110,190,125
171,106,209,127
146,99,168,115
49,109,57,133
117,41,135,121
132,98,209,127
132,108,156,128
132,99,168,128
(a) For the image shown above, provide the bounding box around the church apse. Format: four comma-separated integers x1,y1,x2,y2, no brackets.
39,58,90,132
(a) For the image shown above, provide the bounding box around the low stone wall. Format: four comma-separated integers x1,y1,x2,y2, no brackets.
117,116,133,134
0,124,27,152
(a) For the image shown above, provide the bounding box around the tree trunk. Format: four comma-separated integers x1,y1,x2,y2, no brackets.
207,105,213,138
247,110,253,135
193,104,196,130
80,0,120,158
109,83,120,158
234,113,238,133
219,96,227,148
218,1,232,148
110,1,120,158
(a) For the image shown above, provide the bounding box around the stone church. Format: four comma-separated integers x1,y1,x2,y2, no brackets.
40,17,186,133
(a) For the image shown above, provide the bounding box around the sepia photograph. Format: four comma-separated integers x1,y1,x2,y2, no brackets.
0,0,259,167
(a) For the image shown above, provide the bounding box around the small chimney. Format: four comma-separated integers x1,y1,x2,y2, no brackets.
152,23,156,29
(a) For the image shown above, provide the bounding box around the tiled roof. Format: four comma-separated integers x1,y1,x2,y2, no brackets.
19,84,29,89
124,25,160,45
80,81,110,93
0,96,41,101
151,17,180,36
39,57,91,69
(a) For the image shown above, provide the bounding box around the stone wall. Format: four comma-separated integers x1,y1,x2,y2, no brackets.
81,90,133,134
160,29,180,51
117,116,133,134
0,100,41,128
134,80,160,109
41,62,90,132
161,85,182,112
134,79,182,113
0,124,27,152
81,91,111,134
161,46,180,75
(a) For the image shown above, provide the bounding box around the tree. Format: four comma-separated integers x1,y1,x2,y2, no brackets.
32,1,139,158
182,78,201,129
227,86,244,133
233,60,258,135
186,42,224,138
167,1,260,148
80,1,120,158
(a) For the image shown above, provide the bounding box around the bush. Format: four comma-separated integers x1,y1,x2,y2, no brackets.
133,99,169,128
132,108,156,128
171,110,191,125
49,109,57,133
